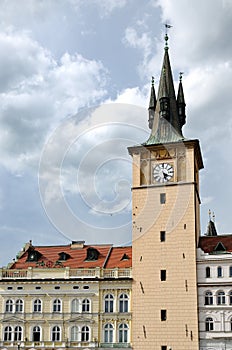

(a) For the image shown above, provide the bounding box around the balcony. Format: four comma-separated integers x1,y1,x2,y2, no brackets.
0,267,132,280
100,344,131,348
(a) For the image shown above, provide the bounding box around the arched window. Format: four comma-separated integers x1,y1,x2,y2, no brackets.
53,299,61,312
104,294,114,313
81,326,90,341
230,317,232,331
118,323,128,343
205,291,213,305
51,326,61,341
205,317,214,331
70,326,79,341
217,266,223,278
33,326,41,341
15,299,23,313
206,267,211,278
71,299,79,313
217,291,226,305
4,326,12,341
33,299,42,313
229,291,232,305
104,323,113,343
5,299,13,312
230,266,232,277
119,294,129,312
82,299,90,312
14,326,22,341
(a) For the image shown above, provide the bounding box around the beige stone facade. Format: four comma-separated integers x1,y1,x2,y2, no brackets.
129,141,203,350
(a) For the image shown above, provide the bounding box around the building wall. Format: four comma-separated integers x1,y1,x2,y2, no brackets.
197,248,232,350
0,268,132,350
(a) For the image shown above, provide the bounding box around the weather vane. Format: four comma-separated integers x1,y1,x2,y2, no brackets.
179,72,184,82
164,23,172,48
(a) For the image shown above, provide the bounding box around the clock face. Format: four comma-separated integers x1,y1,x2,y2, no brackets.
153,163,174,183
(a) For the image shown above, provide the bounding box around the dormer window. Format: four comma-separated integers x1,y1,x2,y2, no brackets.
58,252,70,261
121,254,129,261
27,250,41,262
85,247,99,261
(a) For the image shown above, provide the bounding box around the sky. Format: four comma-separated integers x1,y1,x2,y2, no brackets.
0,0,232,266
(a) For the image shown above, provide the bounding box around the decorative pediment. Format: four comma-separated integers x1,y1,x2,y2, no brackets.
2,315,25,323
214,242,226,253
66,316,95,324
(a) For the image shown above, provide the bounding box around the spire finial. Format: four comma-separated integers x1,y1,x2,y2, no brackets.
164,24,172,50
151,76,154,87
212,212,215,222
179,72,184,82
208,209,211,221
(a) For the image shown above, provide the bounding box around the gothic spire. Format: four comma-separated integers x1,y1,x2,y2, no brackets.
148,76,156,129
205,210,218,236
145,34,186,145
177,72,186,128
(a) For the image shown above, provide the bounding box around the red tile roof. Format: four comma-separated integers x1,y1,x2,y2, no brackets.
199,235,232,254
9,242,132,269
105,247,132,268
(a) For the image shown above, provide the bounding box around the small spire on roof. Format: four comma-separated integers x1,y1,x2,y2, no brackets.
208,209,211,221
179,72,184,82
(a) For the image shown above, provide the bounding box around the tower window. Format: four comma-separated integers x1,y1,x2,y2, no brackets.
161,309,167,321
160,231,166,242
160,270,166,281
160,193,166,204
161,347,167,350
230,266,232,277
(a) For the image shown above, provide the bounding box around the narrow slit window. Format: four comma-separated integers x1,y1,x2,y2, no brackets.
160,231,166,242
160,193,166,204
161,309,167,321
160,270,166,281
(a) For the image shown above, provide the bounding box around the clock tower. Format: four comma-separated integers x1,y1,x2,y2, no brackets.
128,36,203,350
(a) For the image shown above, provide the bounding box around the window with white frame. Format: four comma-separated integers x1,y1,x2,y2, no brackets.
71,299,79,313
217,266,223,278
14,326,22,341
205,266,210,278
205,291,213,305
230,266,232,277
119,294,129,313
230,317,232,331
118,323,128,343
5,299,13,313
70,326,79,341
51,326,61,341
104,323,113,343
33,299,42,313
82,299,90,312
53,299,61,313
32,326,41,341
15,299,23,313
230,291,232,305
81,326,90,342
205,317,214,331
4,326,13,341
104,294,114,313
217,291,226,305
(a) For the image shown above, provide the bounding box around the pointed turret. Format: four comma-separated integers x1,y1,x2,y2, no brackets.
205,210,218,236
148,76,156,129
177,72,186,128
145,34,186,145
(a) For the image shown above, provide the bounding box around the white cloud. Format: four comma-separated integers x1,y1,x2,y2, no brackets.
0,30,108,172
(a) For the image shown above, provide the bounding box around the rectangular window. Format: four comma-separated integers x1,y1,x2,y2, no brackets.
161,347,167,350
160,270,166,281
160,193,166,204
230,266,232,277
161,309,167,321
160,231,166,242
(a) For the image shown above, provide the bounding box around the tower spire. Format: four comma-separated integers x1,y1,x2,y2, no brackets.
145,28,186,145
148,76,156,129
